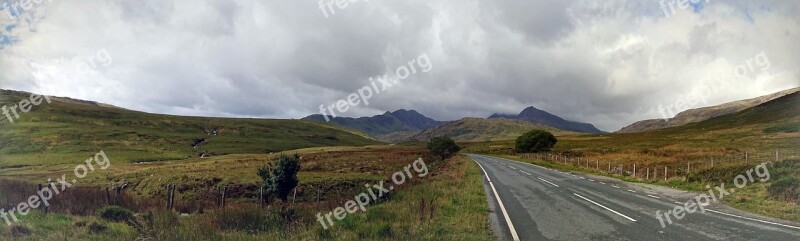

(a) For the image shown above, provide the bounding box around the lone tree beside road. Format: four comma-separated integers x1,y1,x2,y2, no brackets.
515,129,557,153
258,154,301,203
428,136,461,160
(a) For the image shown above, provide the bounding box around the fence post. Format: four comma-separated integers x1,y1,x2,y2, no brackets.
223,186,227,208
665,166,668,181
776,150,779,162
633,163,636,178
687,162,690,179
166,185,171,210
38,184,47,215
292,188,297,204
607,162,610,173
105,187,112,205
646,168,650,180
745,152,749,164
170,185,175,211
115,186,122,205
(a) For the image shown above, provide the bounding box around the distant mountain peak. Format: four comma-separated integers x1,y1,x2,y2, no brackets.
302,109,443,137
488,106,604,133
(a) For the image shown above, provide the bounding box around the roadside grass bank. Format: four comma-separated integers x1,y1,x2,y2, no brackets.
2,154,491,240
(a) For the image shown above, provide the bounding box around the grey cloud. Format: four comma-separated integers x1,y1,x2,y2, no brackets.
0,0,798,132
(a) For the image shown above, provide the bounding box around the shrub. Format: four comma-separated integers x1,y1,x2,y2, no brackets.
427,137,461,160
375,223,393,238
73,221,87,227
87,221,108,234
515,130,557,153
769,176,800,202
258,154,301,202
9,225,31,237
98,205,134,222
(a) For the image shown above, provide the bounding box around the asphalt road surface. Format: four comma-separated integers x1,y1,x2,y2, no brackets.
468,154,800,241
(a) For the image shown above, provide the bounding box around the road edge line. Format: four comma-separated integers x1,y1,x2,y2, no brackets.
472,159,521,241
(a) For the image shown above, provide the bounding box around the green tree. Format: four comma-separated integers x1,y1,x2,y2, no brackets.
515,129,557,153
258,154,301,202
428,136,461,160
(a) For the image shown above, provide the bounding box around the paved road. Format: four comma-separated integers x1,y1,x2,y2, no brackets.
468,154,800,241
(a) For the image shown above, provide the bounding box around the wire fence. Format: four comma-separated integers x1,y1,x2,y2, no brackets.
516,149,799,181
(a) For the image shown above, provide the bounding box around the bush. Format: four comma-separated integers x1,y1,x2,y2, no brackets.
98,205,134,222
769,176,800,202
515,129,557,153
427,137,461,160
8,225,31,237
87,221,108,234
258,154,302,202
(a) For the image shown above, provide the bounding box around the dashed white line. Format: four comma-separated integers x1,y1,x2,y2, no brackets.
589,179,595,182
509,166,517,170
599,182,606,185
705,209,800,230
472,160,521,241
612,186,620,189
646,195,660,199
579,177,585,179
573,193,637,222
627,190,637,193
537,177,560,187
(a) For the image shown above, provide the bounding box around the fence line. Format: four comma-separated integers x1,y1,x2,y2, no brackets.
516,149,797,182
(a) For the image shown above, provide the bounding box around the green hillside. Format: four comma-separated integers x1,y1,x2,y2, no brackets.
0,89,381,167
412,117,581,142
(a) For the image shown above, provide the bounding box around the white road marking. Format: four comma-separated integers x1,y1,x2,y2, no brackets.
705,209,800,231
573,193,637,222
579,177,585,179
647,195,660,199
612,186,620,189
510,166,517,170
599,182,606,185
537,177,560,187
627,190,637,193
589,179,595,182
472,160,521,241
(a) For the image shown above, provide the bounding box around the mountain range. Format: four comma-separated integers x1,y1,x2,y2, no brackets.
489,106,605,134
303,106,606,143
302,109,443,137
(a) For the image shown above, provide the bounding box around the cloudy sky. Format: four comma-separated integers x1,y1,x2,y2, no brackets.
0,0,798,131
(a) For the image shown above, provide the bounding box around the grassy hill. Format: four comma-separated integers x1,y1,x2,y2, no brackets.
618,87,799,133
411,117,580,142
0,89,381,167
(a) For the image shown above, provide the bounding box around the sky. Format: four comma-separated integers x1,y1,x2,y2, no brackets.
0,0,798,132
